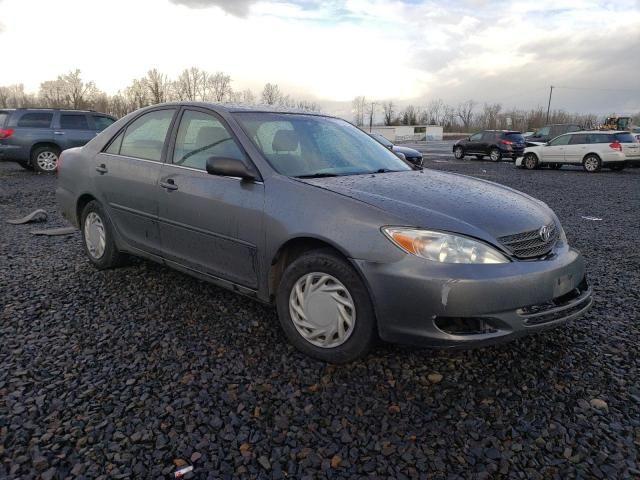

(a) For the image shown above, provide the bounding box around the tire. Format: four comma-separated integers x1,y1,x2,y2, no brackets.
583,154,601,173
549,163,562,170
609,164,625,172
523,153,538,170
80,200,124,269
276,249,376,363
453,146,465,159
474,155,485,160
489,148,502,162
31,146,60,174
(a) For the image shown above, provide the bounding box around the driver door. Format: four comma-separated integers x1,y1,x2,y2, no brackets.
540,134,570,162
466,132,483,153
156,108,264,289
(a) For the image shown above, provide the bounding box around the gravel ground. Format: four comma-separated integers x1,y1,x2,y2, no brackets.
1,155,639,479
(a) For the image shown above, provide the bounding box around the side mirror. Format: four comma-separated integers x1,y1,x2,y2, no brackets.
206,156,256,181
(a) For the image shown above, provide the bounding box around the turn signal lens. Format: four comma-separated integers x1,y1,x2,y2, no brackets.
382,227,509,264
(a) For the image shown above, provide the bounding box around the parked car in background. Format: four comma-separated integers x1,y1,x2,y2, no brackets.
525,124,582,146
57,102,591,362
453,130,526,161
0,108,116,173
516,131,636,172
370,133,423,166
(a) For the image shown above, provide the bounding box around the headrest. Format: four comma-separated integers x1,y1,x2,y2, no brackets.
196,126,227,147
272,130,299,152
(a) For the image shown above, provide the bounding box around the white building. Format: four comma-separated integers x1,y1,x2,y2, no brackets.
365,125,443,142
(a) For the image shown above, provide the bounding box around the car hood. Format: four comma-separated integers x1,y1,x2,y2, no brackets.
392,145,421,156
299,170,555,243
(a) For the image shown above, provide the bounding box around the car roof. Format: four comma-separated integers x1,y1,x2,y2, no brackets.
483,130,522,133
150,101,326,117
558,130,627,135
12,108,106,114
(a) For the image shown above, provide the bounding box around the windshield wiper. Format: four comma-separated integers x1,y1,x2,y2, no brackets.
295,172,340,178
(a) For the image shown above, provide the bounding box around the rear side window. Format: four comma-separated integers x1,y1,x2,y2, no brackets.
569,134,590,145
481,132,495,141
0,112,8,127
536,126,550,136
17,112,53,128
590,134,615,144
614,133,637,143
60,114,89,130
504,132,524,142
93,116,115,131
119,109,175,161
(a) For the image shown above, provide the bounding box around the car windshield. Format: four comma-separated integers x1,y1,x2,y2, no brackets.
234,112,412,177
371,133,393,148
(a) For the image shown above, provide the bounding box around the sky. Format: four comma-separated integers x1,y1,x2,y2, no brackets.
1,0,639,117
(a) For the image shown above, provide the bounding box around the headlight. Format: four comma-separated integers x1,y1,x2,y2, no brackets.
382,227,509,264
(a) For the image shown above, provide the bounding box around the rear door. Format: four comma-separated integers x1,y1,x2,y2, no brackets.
56,113,95,150
11,111,55,160
565,133,591,163
480,131,495,154
94,107,177,256
540,134,570,162
156,107,264,289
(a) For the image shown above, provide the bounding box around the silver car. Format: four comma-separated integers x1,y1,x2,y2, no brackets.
56,103,592,363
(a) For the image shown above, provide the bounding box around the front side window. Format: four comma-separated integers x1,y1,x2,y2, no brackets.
173,110,245,170
17,112,53,128
235,113,411,177
60,114,89,130
93,115,115,131
469,133,482,141
119,109,175,161
548,135,571,146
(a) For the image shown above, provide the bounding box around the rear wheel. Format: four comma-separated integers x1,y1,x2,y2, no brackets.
276,249,376,363
583,154,601,173
80,200,124,269
489,148,502,162
31,146,59,174
453,146,465,159
523,153,538,170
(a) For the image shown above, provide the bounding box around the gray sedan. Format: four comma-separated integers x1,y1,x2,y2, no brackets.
56,103,592,363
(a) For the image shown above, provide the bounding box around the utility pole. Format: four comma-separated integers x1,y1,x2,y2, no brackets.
369,101,376,132
546,86,554,123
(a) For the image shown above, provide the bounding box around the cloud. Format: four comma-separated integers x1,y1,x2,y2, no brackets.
168,0,256,16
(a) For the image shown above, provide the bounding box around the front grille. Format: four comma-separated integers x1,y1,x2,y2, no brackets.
498,223,558,259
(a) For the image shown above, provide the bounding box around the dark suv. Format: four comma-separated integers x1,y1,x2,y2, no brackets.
453,130,525,161
0,108,116,173
525,123,582,145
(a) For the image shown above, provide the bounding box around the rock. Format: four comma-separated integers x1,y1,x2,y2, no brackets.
427,373,443,384
590,398,608,411
258,455,271,470
330,455,342,468
190,452,201,462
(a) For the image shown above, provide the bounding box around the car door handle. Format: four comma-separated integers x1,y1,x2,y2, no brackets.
160,179,179,191
54,131,65,135
95,164,108,174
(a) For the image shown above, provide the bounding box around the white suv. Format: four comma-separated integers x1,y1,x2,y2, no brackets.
516,131,638,172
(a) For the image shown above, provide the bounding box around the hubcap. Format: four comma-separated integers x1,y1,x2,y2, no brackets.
490,150,499,161
525,156,535,169
36,151,58,171
289,273,355,348
84,212,106,259
585,157,598,171
455,148,463,158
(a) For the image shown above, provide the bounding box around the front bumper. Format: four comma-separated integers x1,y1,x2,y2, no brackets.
354,245,591,348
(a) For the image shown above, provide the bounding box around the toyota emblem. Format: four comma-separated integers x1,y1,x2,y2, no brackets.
539,225,551,242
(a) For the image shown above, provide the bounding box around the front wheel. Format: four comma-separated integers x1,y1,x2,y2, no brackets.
489,148,502,162
583,154,601,173
523,153,538,170
453,146,465,159
80,200,125,269
276,250,376,363
31,146,60,174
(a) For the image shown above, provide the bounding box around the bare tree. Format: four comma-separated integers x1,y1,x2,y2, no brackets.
125,79,150,110
456,100,476,131
401,105,418,125
240,89,255,104
39,79,69,108
352,96,367,126
482,103,502,129
426,98,445,125
261,83,281,105
205,72,233,102
60,70,98,109
0,84,35,108
174,67,205,101
382,100,395,126
144,69,170,104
